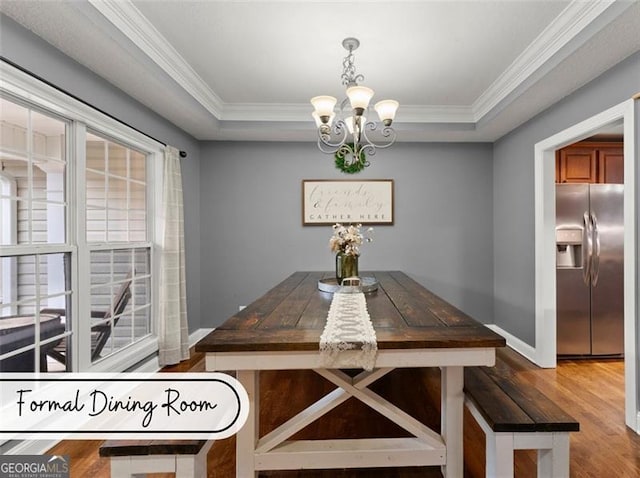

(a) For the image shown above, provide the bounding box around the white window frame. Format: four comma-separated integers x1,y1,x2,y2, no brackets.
0,171,18,312
1,60,163,372
0,96,74,373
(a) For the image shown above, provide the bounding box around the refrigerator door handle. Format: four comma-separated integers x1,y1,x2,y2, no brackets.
591,212,601,287
582,211,592,285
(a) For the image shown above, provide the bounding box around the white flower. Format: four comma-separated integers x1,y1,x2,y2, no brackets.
329,223,373,257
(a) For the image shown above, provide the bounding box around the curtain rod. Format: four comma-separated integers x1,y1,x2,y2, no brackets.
1,56,188,158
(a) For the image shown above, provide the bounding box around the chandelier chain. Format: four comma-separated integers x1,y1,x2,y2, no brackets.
341,49,364,87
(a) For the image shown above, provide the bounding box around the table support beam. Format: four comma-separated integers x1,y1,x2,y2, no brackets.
315,368,444,448
256,387,349,454
255,438,445,471
236,370,259,478
441,366,464,478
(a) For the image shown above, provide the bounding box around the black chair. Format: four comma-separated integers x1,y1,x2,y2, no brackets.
42,274,132,366
0,313,65,372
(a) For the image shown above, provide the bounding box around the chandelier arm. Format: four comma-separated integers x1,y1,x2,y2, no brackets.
317,120,349,152
336,143,368,169
358,143,375,166
337,143,355,158
317,138,341,155
361,122,397,150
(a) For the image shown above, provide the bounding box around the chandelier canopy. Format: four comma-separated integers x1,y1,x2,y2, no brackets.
311,37,399,173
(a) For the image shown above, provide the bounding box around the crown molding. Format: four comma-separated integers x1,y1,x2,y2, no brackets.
396,105,475,124
87,0,224,118
472,0,618,121
222,103,311,122
222,103,475,123
87,0,622,129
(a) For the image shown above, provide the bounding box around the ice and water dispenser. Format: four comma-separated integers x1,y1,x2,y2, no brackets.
556,227,582,268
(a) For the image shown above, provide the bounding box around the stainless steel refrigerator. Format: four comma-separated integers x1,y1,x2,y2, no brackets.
556,184,624,356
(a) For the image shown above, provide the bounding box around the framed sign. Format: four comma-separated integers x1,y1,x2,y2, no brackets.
302,179,394,225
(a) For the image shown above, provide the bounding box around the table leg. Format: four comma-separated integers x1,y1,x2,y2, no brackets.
236,370,259,477
441,366,464,478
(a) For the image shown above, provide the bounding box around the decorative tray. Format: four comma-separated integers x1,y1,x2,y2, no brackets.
318,277,379,294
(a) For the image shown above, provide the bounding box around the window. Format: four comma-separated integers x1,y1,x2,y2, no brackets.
0,62,162,372
85,132,151,363
86,132,147,243
0,97,70,372
88,248,150,359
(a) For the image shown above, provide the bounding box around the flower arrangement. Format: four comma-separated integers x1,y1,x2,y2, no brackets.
329,223,373,257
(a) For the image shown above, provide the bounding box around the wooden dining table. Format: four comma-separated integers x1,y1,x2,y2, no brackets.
195,271,506,477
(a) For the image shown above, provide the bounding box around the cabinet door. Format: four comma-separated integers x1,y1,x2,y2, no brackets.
558,148,597,183
598,147,624,183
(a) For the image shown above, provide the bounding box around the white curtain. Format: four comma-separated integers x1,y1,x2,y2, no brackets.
158,145,189,366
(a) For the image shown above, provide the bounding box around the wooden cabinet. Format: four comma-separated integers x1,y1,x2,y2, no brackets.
557,146,598,183
556,142,623,184
598,146,624,183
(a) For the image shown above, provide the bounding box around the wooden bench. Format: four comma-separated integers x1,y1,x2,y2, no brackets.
99,440,213,477
464,361,579,478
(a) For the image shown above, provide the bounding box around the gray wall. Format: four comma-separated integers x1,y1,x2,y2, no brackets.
200,141,494,327
4,10,638,346
0,14,203,329
493,50,640,346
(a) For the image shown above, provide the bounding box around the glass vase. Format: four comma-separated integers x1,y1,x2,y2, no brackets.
335,252,359,285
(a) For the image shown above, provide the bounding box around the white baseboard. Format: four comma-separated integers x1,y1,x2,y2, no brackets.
128,328,215,372
485,324,537,364
189,327,214,346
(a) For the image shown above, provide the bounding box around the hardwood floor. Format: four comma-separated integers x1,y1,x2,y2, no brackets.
46,348,640,477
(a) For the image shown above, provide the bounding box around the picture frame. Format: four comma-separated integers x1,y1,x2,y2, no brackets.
302,179,394,225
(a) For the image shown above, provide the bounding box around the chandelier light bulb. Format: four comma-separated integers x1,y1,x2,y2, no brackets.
346,86,374,115
310,96,337,123
374,100,399,126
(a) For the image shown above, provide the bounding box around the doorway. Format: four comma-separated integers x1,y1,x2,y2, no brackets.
555,136,624,358
533,99,637,432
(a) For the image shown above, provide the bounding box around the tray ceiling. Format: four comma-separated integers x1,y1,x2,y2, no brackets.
1,0,639,141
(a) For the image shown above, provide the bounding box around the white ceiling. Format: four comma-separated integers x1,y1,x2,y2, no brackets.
1,0,639,142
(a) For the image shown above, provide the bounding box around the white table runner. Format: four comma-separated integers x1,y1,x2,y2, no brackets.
319,291,377,371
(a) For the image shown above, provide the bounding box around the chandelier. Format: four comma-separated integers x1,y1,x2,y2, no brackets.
311,37,399,173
